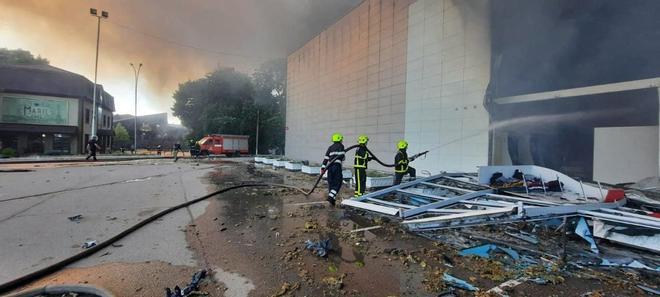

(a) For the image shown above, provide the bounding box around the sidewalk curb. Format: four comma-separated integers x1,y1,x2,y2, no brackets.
0,156,169,165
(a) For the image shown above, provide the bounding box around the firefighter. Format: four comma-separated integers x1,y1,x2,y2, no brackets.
353,135,372,198
322,133,345,206
394,140,416,185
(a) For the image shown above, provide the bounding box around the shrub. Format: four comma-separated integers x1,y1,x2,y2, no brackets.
0,147,17,158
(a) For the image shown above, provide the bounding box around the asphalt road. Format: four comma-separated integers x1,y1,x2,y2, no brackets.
0,159,217,284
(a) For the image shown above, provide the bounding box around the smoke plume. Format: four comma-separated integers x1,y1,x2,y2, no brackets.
0,0,361,120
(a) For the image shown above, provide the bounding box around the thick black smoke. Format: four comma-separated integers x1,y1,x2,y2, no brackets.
491,0,660,97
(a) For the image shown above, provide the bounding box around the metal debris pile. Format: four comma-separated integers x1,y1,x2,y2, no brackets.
341,165,660,295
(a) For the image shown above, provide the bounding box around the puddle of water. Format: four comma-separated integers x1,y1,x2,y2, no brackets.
213,266,255,297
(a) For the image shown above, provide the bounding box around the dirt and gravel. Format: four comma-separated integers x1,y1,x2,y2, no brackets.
6,159,658,297
184,160,658,296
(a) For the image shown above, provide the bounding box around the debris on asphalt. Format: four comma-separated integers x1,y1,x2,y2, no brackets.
304,221,317,230
181,160,660,295
333,165,660,295
575,217,600,254
458,244,520,261
599,259,660,271
442,273,477,291
67,214,83,223
81,240,96,249
271,282,300,297
637,284,660,295
504,228,539,244
349,225,381,233
304,239,331,257
322,274,345,290
165,269,207,297
486,277,528,295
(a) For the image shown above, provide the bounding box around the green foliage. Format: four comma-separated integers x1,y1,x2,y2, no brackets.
252,59,287,154
0,147,17,158
0,48,49,65
172,60,287,154
113,122,131,146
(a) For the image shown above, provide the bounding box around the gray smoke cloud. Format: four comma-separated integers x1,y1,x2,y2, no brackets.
0,0,361,118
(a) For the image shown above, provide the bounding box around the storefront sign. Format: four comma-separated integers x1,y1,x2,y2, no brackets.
1,96,70,125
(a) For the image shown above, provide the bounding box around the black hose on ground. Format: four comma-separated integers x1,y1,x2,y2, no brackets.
305,144,396,196
0,182,307,294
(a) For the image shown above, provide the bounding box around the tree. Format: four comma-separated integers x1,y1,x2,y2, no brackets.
172,67,258,150
0,48,49,65
113,123,130,148
171,61,287,154
252,59,287,154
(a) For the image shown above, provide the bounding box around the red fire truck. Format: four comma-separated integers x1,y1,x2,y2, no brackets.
197,134,249,156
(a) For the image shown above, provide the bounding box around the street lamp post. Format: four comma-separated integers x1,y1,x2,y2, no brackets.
255,109,259,155
130,63,142,152
89,8,108,139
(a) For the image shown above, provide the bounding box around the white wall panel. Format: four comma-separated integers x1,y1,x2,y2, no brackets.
404,0,490,174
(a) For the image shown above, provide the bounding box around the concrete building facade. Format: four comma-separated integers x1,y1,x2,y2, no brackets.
0,64,115,155
286,0,414,167
286,0,490,173
287,0,660,183
403,0,490,173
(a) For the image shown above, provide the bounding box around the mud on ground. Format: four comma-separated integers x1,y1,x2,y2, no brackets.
187,161,657,297
10,160,657,297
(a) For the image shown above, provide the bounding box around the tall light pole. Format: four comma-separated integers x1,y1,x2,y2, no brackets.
130,63,142,151
89,8,108,138
255,109,259,155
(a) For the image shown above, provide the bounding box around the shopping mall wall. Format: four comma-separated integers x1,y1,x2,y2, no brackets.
403,0,490,173
285,0,491,174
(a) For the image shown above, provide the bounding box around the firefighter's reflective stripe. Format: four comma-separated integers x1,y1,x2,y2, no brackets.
326,151,344,164
395,152,408,173
354,151,369,168
355,169,362,195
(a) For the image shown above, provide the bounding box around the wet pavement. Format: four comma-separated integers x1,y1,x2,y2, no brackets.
2,159,658,296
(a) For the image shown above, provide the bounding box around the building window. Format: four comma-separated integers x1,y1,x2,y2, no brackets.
85,109,90,124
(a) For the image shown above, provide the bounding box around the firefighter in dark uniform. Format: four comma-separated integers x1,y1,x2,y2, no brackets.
353,135,372,198
394,140,416,185
322,133,345,206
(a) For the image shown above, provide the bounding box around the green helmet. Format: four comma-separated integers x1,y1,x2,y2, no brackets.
332,133,343,142
397,140,408,150
358,135,369,145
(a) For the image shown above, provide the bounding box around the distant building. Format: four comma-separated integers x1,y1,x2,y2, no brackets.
0,64,115,155
113,113,189,149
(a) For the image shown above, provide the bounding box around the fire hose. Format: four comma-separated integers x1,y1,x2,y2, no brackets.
0,146,421,293
305,144,427,196
0,183,307,294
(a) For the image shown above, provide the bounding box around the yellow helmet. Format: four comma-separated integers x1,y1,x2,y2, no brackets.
358,135,369,144
332,133,343,142
397,140,408,150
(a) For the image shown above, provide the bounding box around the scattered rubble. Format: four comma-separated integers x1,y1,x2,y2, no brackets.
165,269,207,297
442,273,477,291
338,165,660,295
81,240,96,249
67,214,83,223
304,239,331,257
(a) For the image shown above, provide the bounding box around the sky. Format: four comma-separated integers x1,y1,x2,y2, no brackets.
0,0,361,124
